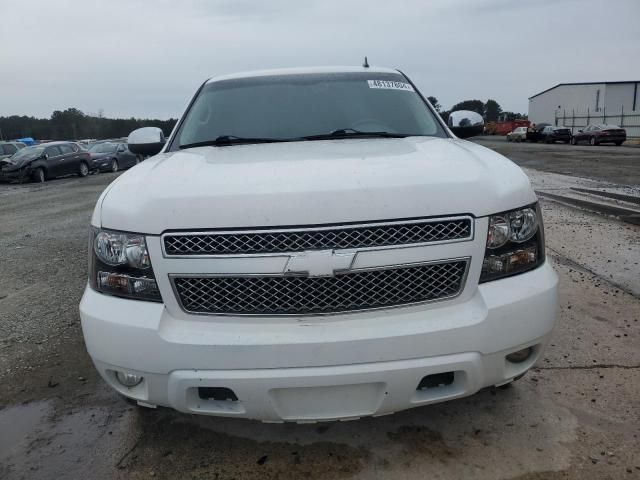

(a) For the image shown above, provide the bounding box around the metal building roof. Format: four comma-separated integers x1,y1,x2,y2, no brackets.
529,81,640,100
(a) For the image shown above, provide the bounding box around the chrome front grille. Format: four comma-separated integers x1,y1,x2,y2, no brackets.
172,259,469,316
163,217,472,256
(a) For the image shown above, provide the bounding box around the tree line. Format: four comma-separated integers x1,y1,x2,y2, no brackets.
427,97,527,123
0,108,177,141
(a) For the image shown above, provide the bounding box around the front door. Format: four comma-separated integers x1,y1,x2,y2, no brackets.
44,146,63,177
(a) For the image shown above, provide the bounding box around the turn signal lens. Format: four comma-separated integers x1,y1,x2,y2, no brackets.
97,272,159,297
482,245,538,280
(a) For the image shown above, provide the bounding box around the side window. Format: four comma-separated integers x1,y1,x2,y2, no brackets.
2,144,17,155
59,144,74,155
45,146,61,158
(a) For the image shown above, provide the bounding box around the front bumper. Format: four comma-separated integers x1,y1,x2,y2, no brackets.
80,261,559,422
0,167,27,181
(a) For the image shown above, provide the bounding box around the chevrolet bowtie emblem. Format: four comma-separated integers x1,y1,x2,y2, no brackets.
285,250,356,277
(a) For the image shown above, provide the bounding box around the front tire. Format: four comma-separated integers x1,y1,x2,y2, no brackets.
110,159,119,172
589,136,597,146
32,167,45,183
79,162,89,177
570,137,577,145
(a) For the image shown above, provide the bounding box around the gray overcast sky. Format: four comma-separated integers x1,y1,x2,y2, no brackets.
1,0,638,119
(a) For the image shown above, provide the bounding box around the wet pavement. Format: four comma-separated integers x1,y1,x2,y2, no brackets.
1,143,639,479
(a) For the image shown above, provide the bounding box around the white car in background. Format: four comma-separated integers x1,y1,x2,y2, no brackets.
80,66,558,422
506,126,527,142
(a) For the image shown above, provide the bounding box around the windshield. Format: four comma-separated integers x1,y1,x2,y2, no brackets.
10,146,44,162
171,72,446,150
89,143,117,153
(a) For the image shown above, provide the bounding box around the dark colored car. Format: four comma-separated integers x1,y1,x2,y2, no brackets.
0,141,91,183
525,123,551,143
0,141,26,163
89,142,141,172
540,125,571,144
571,124,627,146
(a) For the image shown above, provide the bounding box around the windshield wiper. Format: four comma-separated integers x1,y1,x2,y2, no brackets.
179,135,292,149
299,129,410,141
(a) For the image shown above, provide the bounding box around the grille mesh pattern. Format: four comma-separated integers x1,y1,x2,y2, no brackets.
173,260,467,315
164,219,471,256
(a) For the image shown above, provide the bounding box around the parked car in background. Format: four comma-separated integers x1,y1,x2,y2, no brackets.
89,142,141,172
0,141,26,163
506,126,527,142
0,141,91,182
525,123,551,143
571,124,626,146
540,125,571,144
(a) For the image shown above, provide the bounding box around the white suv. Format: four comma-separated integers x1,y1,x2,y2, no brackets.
80,66,558,422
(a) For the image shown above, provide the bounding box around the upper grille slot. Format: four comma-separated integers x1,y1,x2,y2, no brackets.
163,218,472,256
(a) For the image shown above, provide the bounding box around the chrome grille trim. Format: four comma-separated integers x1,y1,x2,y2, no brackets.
171,258,470,316
162,216,473,257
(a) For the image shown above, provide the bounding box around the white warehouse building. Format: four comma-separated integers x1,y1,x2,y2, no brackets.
528,81,640,137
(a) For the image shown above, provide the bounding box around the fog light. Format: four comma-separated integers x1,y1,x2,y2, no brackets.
115,371,143,387
506,347,533,364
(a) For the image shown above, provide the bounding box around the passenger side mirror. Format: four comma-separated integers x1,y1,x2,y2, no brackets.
127,127,165,156
42,153,48,160
447,110,484,138
578,129,583,133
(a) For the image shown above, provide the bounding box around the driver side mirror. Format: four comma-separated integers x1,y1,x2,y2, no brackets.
42,153,49,160
578,129,583,133
447,110,484,138
127,127,166,156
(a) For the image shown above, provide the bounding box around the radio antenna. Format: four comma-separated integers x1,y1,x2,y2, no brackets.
363,56,369,68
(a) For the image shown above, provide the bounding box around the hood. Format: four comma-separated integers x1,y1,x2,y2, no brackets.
1,157,33,170
97,137,536,234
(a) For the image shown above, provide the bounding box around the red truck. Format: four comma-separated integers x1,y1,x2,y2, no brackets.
485,119,530,136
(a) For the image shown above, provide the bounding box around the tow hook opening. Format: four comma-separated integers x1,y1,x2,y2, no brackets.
417,372,455,390
198,387,239,402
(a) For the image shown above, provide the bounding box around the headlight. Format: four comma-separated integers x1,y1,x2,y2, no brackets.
89,228,161,301
480,204,545,283
94,231,151,268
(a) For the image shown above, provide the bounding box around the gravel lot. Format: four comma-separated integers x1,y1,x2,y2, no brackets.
473,136,640,185
1,141,639,479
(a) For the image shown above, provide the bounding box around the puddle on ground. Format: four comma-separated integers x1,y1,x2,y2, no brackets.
0,399,134,480
0,401,52,457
